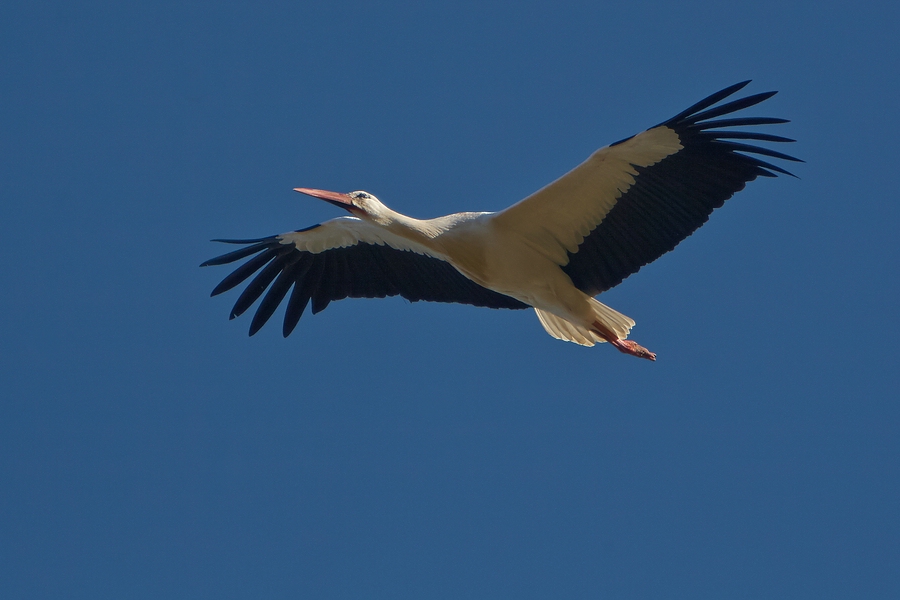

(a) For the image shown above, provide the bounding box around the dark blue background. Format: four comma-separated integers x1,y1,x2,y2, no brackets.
3,1,898,598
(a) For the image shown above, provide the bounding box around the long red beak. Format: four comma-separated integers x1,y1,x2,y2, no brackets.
293,187,355,210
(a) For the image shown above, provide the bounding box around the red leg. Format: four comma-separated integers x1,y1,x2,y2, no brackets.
592,320,657,361
609,338,657,361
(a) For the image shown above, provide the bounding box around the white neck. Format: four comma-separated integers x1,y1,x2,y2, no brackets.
363,205,446,251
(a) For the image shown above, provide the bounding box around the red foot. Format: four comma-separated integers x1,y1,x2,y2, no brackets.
610,338,657,361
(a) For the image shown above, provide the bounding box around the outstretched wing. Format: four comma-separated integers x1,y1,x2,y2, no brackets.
493,80,800,296
201,216,527,337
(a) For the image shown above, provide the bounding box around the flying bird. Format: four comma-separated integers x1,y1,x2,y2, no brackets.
202,81,799,360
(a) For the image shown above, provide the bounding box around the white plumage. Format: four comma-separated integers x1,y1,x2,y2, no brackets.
203,81,798,360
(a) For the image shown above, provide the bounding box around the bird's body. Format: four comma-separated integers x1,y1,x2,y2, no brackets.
203,81,799,360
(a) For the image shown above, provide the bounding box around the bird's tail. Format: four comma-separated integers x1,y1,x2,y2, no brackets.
534,299,634,347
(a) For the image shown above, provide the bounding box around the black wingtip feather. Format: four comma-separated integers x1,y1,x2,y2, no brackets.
229,254,291,320
664,80,752,124
685,91,778,125
210,248,281,297
668,83,799,178
705,131,796,143
711,141,802,163
282,282,309,338
745,156,799,178
200,241,272,267
696,117,790,129
211,236,276,244
248,260,301,336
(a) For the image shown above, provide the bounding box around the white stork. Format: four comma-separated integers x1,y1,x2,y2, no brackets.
202,81,799,360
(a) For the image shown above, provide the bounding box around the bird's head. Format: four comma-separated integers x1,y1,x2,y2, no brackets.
293,188,386,219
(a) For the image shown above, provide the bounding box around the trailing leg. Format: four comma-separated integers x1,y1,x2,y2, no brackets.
591,320,657,361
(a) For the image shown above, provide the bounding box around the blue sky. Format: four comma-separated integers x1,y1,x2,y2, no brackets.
2,1,898,598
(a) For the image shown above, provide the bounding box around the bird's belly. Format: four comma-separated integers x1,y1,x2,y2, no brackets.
441,226,593,321
475,245,588,315
480,259,556,303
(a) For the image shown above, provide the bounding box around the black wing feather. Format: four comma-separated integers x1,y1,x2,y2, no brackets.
704,131,795,143
282,257,314,337
200,241,274,267
230,251,292,319
684,91,777,124
697,117,789,129
664,80,751,124
209,247,281,297
203,237,528,337
249,257,302,336
564,82,800,296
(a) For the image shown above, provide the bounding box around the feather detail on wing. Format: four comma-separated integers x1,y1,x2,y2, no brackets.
201,216,527,337
494,126,684,265
492,80,800,296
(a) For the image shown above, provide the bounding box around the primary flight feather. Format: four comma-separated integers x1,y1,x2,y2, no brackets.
202,81,799,360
